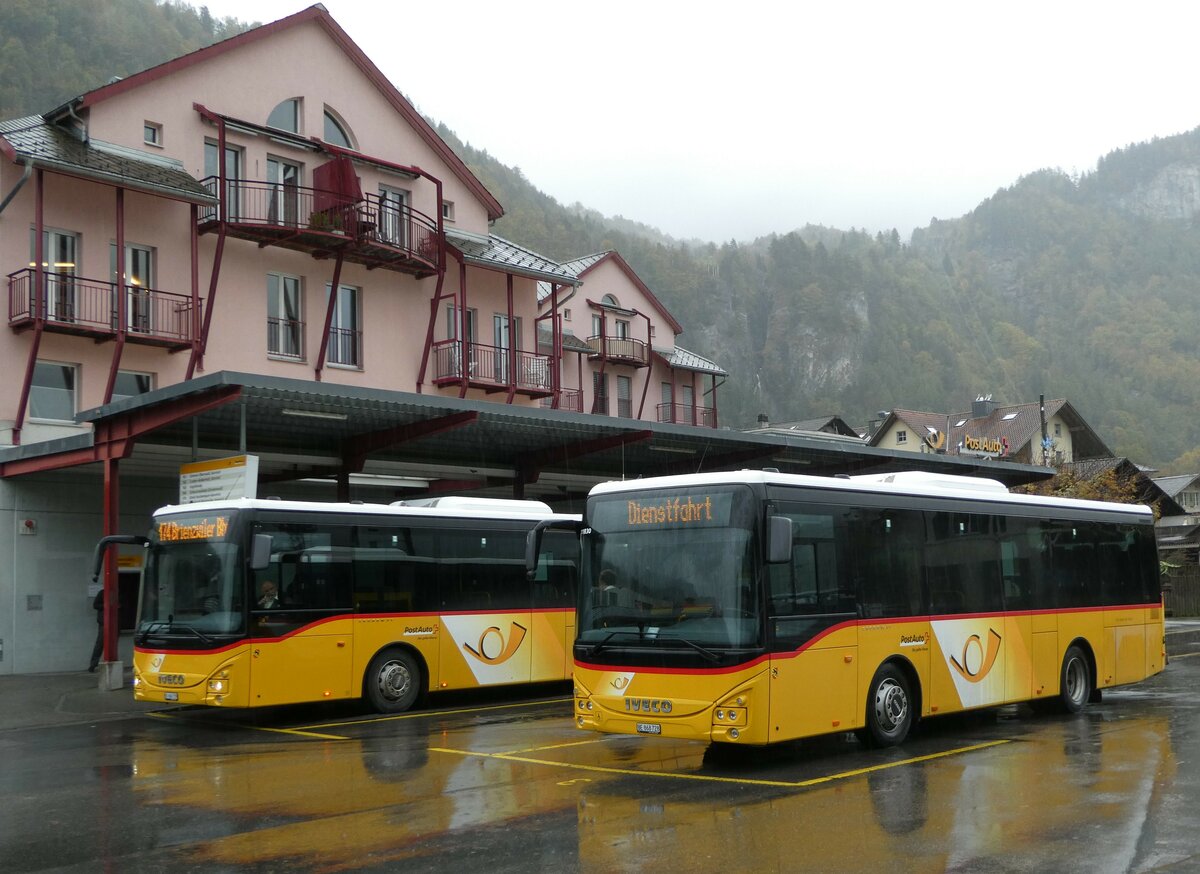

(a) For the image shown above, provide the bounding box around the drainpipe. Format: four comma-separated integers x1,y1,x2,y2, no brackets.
0,157,33,215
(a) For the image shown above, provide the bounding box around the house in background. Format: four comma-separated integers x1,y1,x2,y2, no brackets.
867,396,1111,465
537,250,726,425
746,415,861,441
1153,473,1200,563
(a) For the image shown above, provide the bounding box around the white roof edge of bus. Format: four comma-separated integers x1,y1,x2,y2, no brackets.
152,497,577,522
588,470,1153,517
391,496,554,514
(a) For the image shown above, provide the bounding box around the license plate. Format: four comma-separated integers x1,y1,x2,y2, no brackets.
164,692,179,702
635,722,661,734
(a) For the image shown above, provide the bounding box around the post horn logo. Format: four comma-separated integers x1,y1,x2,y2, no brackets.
924,430,946,451
610,676,630,690
949,628,1002,683
463,622,527,665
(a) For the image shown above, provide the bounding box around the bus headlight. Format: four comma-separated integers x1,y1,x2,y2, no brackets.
208,678,229,693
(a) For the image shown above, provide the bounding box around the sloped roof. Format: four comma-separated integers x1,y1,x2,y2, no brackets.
536,324,593,355
447,230,579,285
655,345,727,376
870,399,1112,459
0,116,217,205
539,250,684,335
43,5,504,221
1153,473,1200,499
758,417,860,438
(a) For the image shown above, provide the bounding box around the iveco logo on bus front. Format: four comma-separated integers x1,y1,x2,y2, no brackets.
625,698,673,714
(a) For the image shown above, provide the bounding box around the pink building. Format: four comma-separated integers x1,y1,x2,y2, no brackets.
0,5,723,450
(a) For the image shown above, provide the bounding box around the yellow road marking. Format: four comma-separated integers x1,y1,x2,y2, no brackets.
500,737,611,755
1168,651,1200,659
147,710,348,740
431,738,1011,788
295,696,572,732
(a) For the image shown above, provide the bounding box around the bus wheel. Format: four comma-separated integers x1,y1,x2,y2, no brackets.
861,664,913,747
366,649,421,714
1058,646,1091,714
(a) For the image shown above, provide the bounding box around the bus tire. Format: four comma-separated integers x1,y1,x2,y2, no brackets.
365,648,422,714
1058,645,1091,714
860,663,913,748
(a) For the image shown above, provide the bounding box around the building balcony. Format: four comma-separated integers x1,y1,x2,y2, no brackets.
198,179,441,278
431,340,553,398
8,268,198,350
586,335,650,367
540,388,583,411
657,402,717,428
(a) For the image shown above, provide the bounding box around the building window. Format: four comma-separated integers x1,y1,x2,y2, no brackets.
204,139,243,220
442,200,456,223
143,122,162,147
267,157,302,227
109,243,155,332
617,375,632,418
378,185,410,247
323,108,353,148
111,371,152,403
563,308,572,321
615,319,630,340
29,361,76,421
593,372,609,415
896,430,907,444
1054,423,1062,437
268,274,304,359
326,283,361,367
267,98,300,133
28,228,78,322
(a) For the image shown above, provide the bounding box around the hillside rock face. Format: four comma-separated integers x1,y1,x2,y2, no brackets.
1117,162,1200,222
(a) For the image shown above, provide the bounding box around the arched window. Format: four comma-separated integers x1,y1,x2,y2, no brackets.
323,108,354,149
267,98,300,133
602,294,620,307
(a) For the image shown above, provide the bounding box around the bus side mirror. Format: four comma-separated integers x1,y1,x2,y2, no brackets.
767,515,792,564
250,534,273,571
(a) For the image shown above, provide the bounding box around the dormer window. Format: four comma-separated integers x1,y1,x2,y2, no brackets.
323,108,353,148
267,98,300,133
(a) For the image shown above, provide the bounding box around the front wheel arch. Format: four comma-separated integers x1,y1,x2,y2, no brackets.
858,658,920,748
363,645,427,714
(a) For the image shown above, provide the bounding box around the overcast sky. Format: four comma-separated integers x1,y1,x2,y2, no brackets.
191,0,1200,243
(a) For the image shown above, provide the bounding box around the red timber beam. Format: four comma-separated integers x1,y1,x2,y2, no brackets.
0,385,243,477
103,187,127,403
636,310,653,419
512,429,652,498
259,411,478,485
12,169,46,445
505,273,516,404
313,251,346,381
188,104,229,379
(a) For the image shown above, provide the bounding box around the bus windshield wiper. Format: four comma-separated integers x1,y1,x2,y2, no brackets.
588,629,647,656
167,623,213,645
668,636,721,664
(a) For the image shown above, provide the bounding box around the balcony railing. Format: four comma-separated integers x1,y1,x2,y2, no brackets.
540,388,583,411
657,402,717,428
267,316,304,359
326,326,362,368
586,335,650,366
199,178,441,275
8,268,198,348
432,340,553,395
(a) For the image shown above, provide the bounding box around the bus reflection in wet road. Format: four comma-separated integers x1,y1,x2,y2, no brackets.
4,663,1199,872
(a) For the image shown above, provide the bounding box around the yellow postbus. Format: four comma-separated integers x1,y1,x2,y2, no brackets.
95,497,578,711
533,470,1164,747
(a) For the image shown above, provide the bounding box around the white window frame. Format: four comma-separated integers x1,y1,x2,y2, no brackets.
268,273,305,361
29,360,78,423
143,121,163,147
111,370,154,403
325,283,362,369
896,430,908,444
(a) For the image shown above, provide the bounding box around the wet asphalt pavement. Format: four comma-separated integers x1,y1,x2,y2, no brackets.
4,645,1200,872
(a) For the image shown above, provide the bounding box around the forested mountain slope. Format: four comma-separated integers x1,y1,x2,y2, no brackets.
6,2,1200,469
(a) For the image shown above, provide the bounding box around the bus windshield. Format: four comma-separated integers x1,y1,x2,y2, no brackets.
580,485,760,649
137,511,245,644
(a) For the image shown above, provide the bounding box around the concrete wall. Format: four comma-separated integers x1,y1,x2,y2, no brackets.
0,471,174,674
